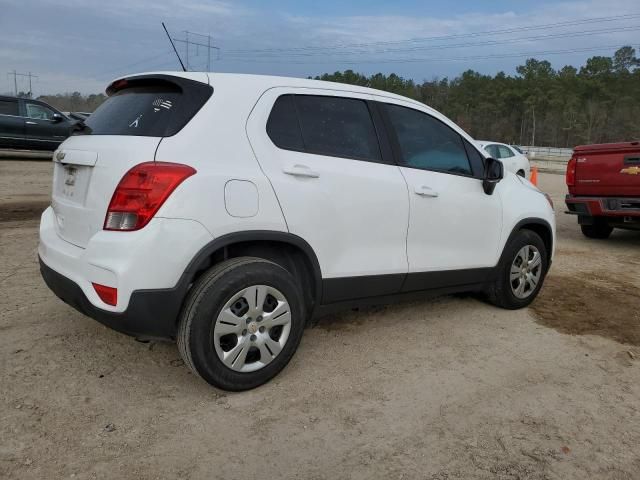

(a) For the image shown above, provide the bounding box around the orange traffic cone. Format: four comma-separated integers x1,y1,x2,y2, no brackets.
530,166,538,186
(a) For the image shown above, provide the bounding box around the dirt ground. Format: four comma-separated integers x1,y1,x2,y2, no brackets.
1,161,639,480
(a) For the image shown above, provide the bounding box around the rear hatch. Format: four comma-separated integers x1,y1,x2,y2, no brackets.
51,73,212,248
571,141,640,197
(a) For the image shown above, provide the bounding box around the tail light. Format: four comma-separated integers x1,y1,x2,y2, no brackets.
104,162,196,231
566,157,577,186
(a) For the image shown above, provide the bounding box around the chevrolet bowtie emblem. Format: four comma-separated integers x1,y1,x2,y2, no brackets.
620,166,640,175
56,151,66,161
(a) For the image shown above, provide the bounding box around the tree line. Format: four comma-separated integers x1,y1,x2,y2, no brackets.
36,92,106,114
27,46,639,147
314,46,640,147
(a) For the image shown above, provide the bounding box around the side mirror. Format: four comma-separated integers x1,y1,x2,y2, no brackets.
483,157,504,195
52,113,63,123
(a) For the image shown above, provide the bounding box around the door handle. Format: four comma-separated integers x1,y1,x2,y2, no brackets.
283,164,320,178
414,185,439,197
25,121,38,125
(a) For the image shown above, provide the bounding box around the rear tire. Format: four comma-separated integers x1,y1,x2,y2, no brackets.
580,219,613,239
486,229,548,309
177,257,305,391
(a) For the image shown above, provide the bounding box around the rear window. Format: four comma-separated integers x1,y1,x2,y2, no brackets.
80,76,212,137
0,99,19,116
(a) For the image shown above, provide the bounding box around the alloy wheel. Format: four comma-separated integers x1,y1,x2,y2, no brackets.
509,245,542,299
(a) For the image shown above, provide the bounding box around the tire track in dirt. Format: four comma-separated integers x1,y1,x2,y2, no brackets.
0,201,50,222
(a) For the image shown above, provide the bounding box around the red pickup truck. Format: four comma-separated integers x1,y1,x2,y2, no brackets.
565,141,640,238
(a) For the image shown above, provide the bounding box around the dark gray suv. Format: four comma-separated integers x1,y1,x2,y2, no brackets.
0,96,75,150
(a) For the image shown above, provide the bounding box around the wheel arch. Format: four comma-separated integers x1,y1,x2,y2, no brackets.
179,231,322,318
505,218,554,267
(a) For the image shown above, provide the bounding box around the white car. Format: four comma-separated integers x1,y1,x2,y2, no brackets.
39,72,555,391
477,141,530,178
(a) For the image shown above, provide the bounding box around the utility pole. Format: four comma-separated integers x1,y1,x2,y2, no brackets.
11,70,17,96
7,71,38,97
531,105,536,146
172,31,220,71
27,72,35,98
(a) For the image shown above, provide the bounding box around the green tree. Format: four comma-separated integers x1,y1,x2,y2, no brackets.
314,46,640,146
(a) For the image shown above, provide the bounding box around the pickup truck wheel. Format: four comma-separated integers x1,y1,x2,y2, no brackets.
580,219,613,239
487,229,548,309
177,257,305,391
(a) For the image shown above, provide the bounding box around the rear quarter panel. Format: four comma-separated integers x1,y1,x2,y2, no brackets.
153,80,288,237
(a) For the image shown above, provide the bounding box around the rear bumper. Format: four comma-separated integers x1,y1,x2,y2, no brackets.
565,195,640,218
40,257,182,340
38,206,214,339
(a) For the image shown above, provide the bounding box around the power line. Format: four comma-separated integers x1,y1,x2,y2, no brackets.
226,12,640,55
220,44,629,65
223,25,639,59
172,30,220,71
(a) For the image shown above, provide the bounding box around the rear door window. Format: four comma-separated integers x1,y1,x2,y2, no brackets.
0,99,19,116
267,94,382,163
295,95,381,162
81,77,212,137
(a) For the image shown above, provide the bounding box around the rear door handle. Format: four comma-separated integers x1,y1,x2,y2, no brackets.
25,121,38,125
283,164,320,178
414,185,439,197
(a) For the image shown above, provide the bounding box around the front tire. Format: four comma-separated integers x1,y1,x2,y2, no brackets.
487,229,548,309
177,257,305,391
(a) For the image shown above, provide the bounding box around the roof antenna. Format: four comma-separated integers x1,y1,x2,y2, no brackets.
162,22,187,72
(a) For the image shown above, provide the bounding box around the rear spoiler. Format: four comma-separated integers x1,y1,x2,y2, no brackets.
106,74,211,96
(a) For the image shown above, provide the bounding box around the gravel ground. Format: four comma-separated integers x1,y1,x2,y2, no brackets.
1,161,639,480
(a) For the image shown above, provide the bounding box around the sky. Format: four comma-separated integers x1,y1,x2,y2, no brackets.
0,0,639,95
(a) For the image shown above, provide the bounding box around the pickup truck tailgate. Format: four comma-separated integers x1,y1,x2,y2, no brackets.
571,142,640,196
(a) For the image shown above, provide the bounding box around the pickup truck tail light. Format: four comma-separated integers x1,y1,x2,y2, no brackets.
104,162,196,231
566,157,577,186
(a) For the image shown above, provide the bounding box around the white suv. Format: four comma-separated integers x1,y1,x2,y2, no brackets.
39,72,555,391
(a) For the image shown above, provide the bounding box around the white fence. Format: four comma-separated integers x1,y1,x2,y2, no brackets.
520,146,573,160
518,146,571,173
